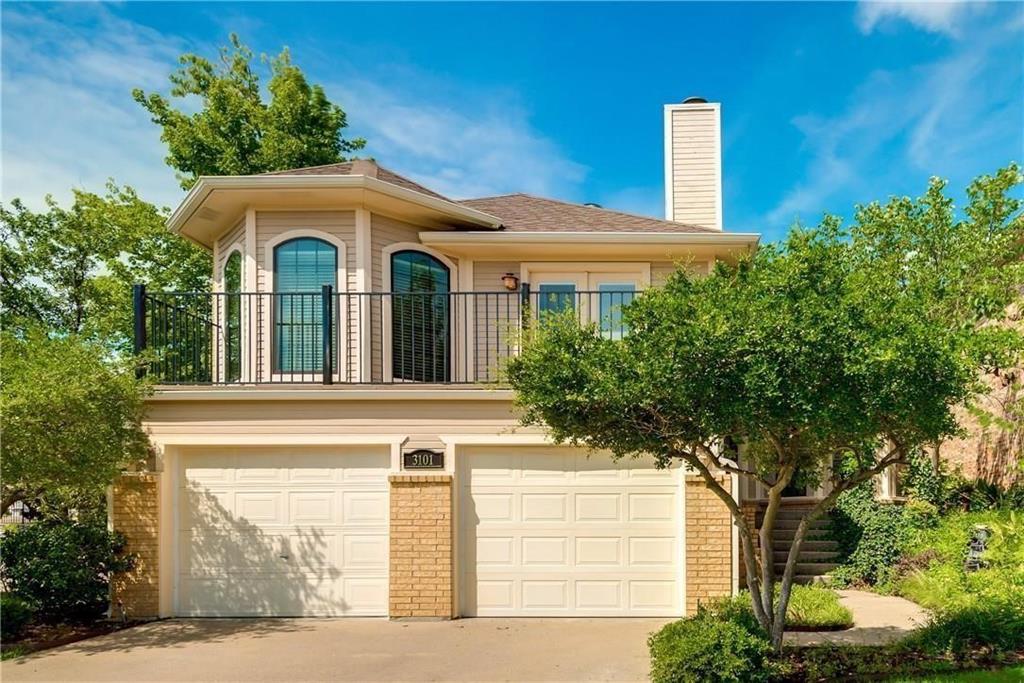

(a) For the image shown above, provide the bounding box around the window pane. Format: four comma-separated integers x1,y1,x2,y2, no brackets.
274,238,337,373
391,251,450,382
598,283,635,339
538,283,576,316
224,252,242,382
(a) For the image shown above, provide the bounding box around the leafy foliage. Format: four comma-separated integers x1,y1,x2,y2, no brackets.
0,594,34,641
649,604,780,683
0,328,150,515
133,34,364,189
0,521,134,622
0,184,210,351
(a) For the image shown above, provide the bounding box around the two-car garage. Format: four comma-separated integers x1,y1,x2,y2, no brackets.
171,445,684,618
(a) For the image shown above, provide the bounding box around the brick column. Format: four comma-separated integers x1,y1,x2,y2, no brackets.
737,501,762,589
388,474,454,619
110,473,160,618
685,473,733,614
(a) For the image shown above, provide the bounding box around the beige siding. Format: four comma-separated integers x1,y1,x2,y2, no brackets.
670,106,720,229
471,262,521,381
214,217,245,284
255,211,357,294
651,260,710,285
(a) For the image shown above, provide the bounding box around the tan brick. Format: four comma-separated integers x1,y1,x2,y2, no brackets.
388,477,454,619
110,474,160,618
685,474,734,615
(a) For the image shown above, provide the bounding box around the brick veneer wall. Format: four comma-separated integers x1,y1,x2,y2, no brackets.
110,474,160,618
685,473,733,614
737,501,761,589
388,474,454,618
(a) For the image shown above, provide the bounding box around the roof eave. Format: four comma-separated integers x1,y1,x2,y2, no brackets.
166,175,504,237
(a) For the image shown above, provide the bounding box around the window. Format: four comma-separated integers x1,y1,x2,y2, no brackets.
223,251,242,382
597,283,635,339
538,283,577,316
273,238,337,374
391,250,450,382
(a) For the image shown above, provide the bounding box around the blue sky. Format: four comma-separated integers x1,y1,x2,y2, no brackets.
2,2,1021,241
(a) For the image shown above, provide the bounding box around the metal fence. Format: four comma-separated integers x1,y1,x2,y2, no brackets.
134,285,634,385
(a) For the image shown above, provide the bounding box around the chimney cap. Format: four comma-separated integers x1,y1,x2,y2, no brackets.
682,96,708,104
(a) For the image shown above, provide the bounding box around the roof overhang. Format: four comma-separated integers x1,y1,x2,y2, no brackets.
420,230,760,261
168,175,504,248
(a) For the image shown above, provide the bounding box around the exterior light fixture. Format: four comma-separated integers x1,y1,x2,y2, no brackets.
501,273,520,291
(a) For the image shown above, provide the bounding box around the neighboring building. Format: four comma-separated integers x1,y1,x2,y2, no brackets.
112,97,760,620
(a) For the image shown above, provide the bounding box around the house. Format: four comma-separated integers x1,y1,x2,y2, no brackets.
111,98,764,620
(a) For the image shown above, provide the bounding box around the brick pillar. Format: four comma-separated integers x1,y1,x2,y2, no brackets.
737,501,762,589
685,473,733,614
110,474,160,618
388,474,454,619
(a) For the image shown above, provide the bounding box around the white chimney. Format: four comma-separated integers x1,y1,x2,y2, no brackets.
664,97,722,230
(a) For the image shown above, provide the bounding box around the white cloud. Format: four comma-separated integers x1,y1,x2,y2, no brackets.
0,4,187,210
767,10,1021,229
1,5,587,213
329,79,586,200
856,1,982,37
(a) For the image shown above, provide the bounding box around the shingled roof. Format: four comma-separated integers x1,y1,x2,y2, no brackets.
263,160,451,201
458,193,715,233
263,162,716,233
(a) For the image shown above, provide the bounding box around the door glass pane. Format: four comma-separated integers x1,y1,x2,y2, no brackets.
391,251,450,382
538,283,576,317
598,283,635,339
274,238,336,374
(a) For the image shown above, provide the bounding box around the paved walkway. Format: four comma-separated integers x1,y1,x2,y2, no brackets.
785,589,929,646
2,617,667,682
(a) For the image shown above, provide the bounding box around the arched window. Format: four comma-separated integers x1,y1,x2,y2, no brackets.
391,250,450,382
274,238,337,373
223,251,242,382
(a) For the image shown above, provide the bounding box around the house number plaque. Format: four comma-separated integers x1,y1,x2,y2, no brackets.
403,449,445,470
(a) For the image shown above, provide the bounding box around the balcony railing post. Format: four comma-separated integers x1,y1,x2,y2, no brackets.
321,284,334,385
519,282,531,330
133,283,147,379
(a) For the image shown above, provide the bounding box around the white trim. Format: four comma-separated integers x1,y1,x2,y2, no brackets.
149,434,407,447
422,231,757,245
438,433,554,446
149,388,515,401
168,174,503,235
381,242,460,383
355,209,372,381
262,229,349,383
520,261,652,285
244,209,257,382
217,245,246,383
664,104,675,222
458,259,476,382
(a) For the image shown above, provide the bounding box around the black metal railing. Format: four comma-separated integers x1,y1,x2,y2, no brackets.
133,284,634,385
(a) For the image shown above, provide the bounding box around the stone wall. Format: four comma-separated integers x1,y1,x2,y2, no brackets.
110,474,160,618
388,474,454,618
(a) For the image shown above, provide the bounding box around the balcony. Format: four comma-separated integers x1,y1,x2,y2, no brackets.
133,285,634,386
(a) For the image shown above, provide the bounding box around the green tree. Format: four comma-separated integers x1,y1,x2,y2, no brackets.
0,327,150,516
507,169,1021,650
133,35,364,189
0,183,210,351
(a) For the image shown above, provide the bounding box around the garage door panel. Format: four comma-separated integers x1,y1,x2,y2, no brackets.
461,447,681,617
178,446,388,617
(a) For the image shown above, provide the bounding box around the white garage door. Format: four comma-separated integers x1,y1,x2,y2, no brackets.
178,447,389,617
460,447,682,616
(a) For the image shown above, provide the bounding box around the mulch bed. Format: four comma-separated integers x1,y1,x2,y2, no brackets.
2,619,149,658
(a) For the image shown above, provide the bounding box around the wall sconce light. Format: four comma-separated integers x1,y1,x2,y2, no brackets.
501,273,520,291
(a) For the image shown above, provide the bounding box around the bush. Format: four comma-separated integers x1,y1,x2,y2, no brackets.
649,606,779,683
0,594,34,641
0,521,134,622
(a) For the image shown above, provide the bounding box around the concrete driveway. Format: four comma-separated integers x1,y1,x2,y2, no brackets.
2,617,668,682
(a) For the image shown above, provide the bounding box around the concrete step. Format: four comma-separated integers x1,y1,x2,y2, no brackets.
773,561,838,576
771,517,831,530
772,539,839,553
792,574,833,585
775,507,819,520
773,528,832,541
773,551,838,563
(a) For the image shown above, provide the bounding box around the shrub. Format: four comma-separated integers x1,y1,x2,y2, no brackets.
0,520,134,622
648,605,779,683
0,594,34,641
829,480,911,586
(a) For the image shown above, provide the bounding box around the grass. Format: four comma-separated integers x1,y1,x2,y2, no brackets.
892,665,1024,682
720,583,855,632
0,646,28,661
